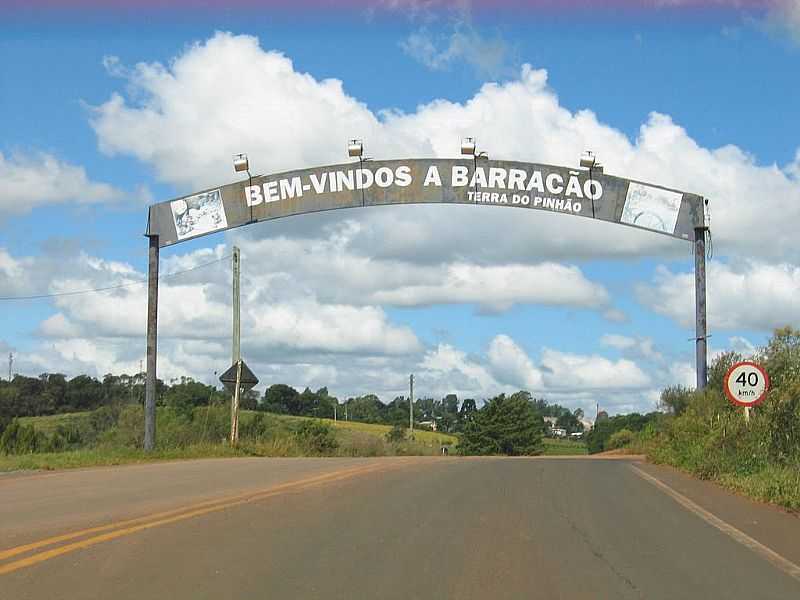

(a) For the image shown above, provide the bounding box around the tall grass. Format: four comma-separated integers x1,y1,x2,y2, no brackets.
1,405,455,471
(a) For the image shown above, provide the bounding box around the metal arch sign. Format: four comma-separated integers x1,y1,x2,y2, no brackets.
146,158,705,247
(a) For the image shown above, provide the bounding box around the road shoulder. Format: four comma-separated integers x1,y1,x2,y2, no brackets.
635,461,800,568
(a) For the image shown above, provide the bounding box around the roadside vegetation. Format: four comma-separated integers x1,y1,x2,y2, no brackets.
0,369,590,470
1,407,457,471
459,392,545,456
606,327,800,511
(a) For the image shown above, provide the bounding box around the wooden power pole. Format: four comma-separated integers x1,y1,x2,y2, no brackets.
409,374,414,434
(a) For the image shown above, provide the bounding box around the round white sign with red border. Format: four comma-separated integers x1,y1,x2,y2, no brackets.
724,361,770,407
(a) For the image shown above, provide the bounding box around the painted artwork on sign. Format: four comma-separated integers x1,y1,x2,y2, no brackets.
620,183,682,234
170,189,227,240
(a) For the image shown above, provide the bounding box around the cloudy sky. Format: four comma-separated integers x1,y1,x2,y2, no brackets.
1,0,799,415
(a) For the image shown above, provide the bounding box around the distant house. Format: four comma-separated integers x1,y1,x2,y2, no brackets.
418,420,437,431
551,427,567,438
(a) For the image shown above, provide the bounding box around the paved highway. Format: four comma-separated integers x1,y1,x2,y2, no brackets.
2,456,799,599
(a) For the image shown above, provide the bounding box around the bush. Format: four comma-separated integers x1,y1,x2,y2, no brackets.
240,412,274,442
294,420,339,455
0,419,48,454
385,424,406,443
607,429,634,450
641,328,800,511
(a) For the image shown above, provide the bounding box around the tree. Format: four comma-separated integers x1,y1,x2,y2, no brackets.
65,375,103,412
585,412,658,454
347,394,385,423
262,384,299,414
659,385,693,416
162,378,215,414
460,393,544,456
458,398,477,425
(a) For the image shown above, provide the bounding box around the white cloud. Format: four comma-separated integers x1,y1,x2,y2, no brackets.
764,0,800,44
487,334,544,390
421,335,655,415
539,348,651,391
401,25,511,77
637,260,800,332
0,152,125,217
1,242,422,382
89,32,800,264
370,262,609,312
420,343,499,394
729,335,757,357
601,334,663,361
601,334,637,350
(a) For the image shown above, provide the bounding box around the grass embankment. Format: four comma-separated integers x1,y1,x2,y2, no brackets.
5,410,589,472
3,407,458,472
627,407,800,511
542,437,588,456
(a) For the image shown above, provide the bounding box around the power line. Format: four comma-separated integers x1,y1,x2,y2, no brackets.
0,255,231,301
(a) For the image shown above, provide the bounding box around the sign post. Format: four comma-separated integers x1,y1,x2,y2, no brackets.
724,361,770,423
219,359,259,445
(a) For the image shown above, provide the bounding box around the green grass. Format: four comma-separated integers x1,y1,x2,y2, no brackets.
1,409,458,472
6,410,593,470
17,412,90,434
716,465,800,511
0,444,249,472
542,437,588,456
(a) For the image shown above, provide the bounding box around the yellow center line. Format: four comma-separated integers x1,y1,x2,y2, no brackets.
0,459,415,574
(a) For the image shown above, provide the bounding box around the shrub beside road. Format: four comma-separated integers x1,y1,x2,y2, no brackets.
627,327,800,511
0,408,458,471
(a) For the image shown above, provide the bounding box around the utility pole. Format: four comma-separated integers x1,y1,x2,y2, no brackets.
409,374,414,434
232,246,241,364
139,359,144,405
8,352,12,381
144,234,159,451
334,402,337,422
694,226,708,390
230,247,242,445
230,360,242,445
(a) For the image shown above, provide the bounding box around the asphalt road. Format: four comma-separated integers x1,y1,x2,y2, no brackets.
2,456,800,599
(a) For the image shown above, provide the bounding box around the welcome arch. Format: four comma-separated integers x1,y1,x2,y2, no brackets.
144,157,709,449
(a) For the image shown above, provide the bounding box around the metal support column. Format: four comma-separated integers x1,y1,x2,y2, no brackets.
694,226,708,391
144,235,159,451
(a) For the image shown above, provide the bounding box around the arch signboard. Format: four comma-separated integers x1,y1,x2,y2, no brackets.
146,158,705,246
142,157,709,450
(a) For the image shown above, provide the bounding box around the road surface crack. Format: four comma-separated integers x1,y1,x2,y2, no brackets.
552,503,645,599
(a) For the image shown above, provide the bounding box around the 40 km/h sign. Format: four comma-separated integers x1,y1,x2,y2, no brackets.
724,361,770,407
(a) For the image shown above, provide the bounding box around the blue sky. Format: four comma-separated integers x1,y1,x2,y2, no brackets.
1,1,798,415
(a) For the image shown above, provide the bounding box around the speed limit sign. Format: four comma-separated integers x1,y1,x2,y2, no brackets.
724,361,770,407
